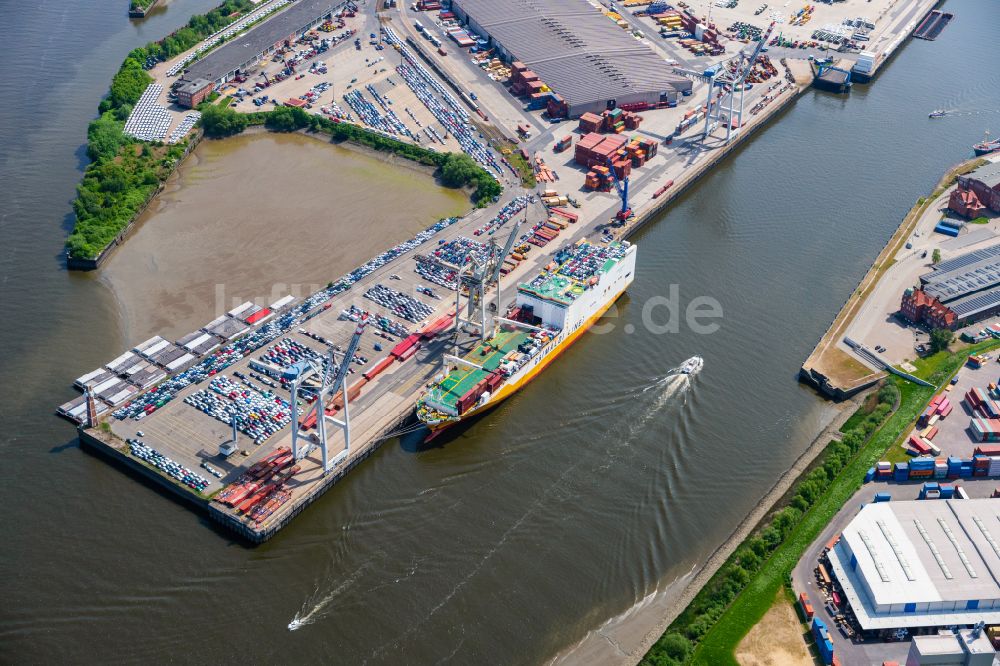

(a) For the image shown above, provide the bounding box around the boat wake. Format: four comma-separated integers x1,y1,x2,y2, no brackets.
635,357,703,426
288,565,368,631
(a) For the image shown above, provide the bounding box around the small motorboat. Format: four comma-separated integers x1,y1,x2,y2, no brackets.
929,109,946,118
678,356,704,375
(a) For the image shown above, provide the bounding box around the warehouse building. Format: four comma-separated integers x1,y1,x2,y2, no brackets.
827,499,1000,634
950,161,1000,220
900,243,1000,330
179,0,345,86
449,0,692,117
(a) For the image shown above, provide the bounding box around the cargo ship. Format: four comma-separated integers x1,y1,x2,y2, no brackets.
416,240,637,435
973,131,1000,157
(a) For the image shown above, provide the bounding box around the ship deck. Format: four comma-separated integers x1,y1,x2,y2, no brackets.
432,328,533,409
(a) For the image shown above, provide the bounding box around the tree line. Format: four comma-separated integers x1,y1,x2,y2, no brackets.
200,103,502,206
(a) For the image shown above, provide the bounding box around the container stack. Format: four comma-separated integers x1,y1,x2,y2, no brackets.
893,462,909,482
919,393,951,425
546,94,568,119
577,108,644,134
974,455,992,477
578,112,603,134
652,10,684,31
811,618,834,665
908,456,935,480
875,461,892,480
935,458,948,478
971,416,1000,442
510,65,548,99
947,456,973,479
574,132,628,169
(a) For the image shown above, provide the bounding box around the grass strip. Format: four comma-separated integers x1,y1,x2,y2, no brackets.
688,380,931,665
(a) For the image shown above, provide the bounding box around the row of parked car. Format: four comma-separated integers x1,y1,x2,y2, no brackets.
128,439,211,492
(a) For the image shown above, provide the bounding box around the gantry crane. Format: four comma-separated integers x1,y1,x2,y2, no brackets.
288,314,368,473
452,215,524,345
671,20,776,144
713,20,777,144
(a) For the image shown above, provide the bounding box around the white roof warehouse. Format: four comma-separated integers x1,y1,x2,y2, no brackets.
450,0,692,117
828,499,1000,631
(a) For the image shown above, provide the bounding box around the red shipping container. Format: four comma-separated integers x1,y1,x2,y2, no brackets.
975,444,1000,456
362,356,394,381
908,435,930,454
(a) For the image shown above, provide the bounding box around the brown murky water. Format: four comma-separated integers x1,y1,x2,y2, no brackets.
101,132,468,343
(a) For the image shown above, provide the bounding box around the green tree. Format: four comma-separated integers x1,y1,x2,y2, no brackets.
99,62,153,114
439,153,481,187
200,104,248,137
657,633,691,662
264,106,310,132
929,327,954,353
86,113,127,162
932,248,941,264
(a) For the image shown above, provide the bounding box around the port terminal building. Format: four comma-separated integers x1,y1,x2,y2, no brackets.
449,0,692,117
179,0,346,86
901,243,1000,330
826,499,1000,634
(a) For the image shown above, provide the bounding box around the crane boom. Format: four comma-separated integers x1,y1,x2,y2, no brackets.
333,316,367,391
734,21,776,86
488,216,524,285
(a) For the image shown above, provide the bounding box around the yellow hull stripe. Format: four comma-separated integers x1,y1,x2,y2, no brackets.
430,286,628,429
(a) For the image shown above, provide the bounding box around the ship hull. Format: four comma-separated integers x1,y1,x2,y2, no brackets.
424,285,629,437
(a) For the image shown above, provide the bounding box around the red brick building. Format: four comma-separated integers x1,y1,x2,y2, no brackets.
900,287,957,330
175,78,214,109
949,167,1000,219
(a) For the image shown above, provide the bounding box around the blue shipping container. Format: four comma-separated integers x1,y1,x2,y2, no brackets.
864,467,875,482
935,223,960,237
874,492,891,502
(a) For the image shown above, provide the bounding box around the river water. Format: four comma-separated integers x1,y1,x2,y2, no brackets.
1,0,997,663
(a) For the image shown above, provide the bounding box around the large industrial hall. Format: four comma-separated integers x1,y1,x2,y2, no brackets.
827,499,1000,633
449,0,692,117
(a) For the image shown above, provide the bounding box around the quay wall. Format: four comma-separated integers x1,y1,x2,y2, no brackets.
208,410,416,543
79,428,210,512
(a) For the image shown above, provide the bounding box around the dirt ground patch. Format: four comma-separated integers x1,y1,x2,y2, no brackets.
735,591,813,666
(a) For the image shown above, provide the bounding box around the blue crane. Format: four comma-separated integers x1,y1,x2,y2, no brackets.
604,154,632,223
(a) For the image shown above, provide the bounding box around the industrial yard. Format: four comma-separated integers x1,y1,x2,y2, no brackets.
68,0,955,549
11,0,1000,659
